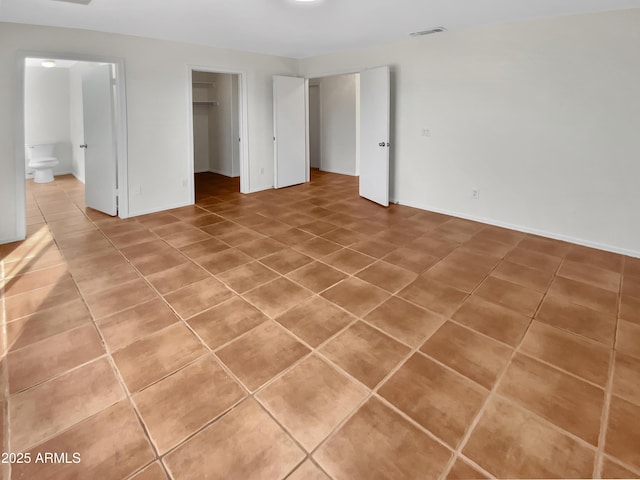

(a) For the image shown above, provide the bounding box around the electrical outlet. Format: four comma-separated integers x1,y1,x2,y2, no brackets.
181,179,187,188
133,184,141,195
260,167,265,175
421,128,430,137
472,188,480,200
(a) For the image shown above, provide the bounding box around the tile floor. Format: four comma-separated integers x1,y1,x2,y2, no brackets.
0,171,639,479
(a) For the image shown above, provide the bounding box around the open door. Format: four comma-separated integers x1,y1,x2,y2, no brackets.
82,64,117,215
273,75,307,188
359,66,390,206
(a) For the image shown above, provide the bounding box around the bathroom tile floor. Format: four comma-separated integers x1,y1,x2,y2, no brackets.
1,171,639,479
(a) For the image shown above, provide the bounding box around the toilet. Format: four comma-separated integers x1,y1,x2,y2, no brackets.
27,144,59,183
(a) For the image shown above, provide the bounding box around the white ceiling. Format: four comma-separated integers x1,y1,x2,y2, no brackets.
2,0,640,58
24,58,78,68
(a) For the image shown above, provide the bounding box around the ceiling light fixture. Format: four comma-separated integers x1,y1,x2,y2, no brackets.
41,60,57,68
409,27,447,37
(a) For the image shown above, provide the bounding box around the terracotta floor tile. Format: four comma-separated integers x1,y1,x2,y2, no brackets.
612,352,640,406
383,247,440,274
606,396,640,470
109,229,158,249
355,260,416,293
84,278,156,319
287,460,331,480
257,356,367,451
298,220,338,235
12,401,155,480
112,323,207,392
407,234,462,259
451,295,531,347
491,260,554,292
314,397,452,479
601,457,640,479
97,298,179,351
379,353,487,447
446,458,489,479
460,237,513,259
420,321,512,389
5,278,80,321
164,277,233,319
163,399,304,480
620,294,640,325
217,261,279,293
217,227,266,247
498,353,604,445
244,277,313,318
321,248,375,274
270,227,315,246
188,296,268,350
145,261,210,294
197,248,253,275
73,263,141,296
463,396,595,479
8,324,105,394
217,321,310,391
129,462,169,480
518,235,572,258
134,356,245,453
557,259,621,293
10,358,125,451
364,296,444,347
422,260,490,293
321,227,365,246
6,299,92,352
276,296,354,347
536,294,616,346
260,248,314,274
617,320,640,359
236,237,287,259
295,237,343,259
128,249,189,277
137,213,181,229
321,321,410,388
163,228,212,248
286,261,347,293
504,246,562,273
2,264,70,297
566,245,624,273
178,238,229,260
321,277,390,317
622,274,640,299
398,276,467,316
548,276,618,316
474,276,543,317
350,239,398,258
520,321,610,386
3,247,65,278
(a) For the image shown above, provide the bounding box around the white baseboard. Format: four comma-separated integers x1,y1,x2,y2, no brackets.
395,198,640,259
128,201,194,218
71,172,85,184
207,168,235,177
320,167,357,177
250,184,274,193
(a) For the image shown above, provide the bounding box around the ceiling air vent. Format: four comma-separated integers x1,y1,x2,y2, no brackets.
51,0,93,5
409,27,447,37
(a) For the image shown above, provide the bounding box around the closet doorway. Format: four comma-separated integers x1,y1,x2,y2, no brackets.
188,67,249,203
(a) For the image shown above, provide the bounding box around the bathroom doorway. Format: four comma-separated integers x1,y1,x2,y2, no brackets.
187,67,249,205
15,53,128,239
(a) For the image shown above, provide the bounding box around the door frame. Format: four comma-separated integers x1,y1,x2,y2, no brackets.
15,51,129,239
187,66,250,199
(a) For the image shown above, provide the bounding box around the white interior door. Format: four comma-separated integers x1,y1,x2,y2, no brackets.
359,66,390,206
273,75,307,188
82,64,117,215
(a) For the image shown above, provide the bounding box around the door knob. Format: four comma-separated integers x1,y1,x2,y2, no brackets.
378,142,386,147
80,144,87,148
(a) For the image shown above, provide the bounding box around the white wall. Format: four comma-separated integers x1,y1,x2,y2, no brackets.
298,9,640,256
69,63,87,182
0,22,297,243
24,66,72,176
309,84,321,168
312,74,358,176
